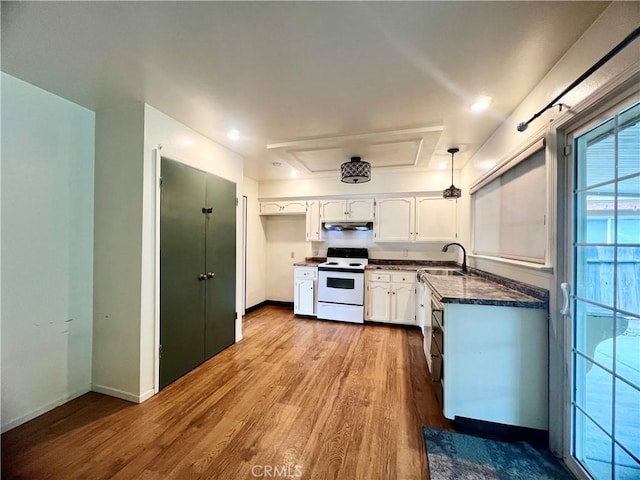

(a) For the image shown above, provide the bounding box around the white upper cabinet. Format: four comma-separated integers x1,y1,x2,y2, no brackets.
414,197,457,241
346,199,375,221
320,198,374,222
374,197,415,242
306,200,321,241
260,200,307,215
319,199,347,222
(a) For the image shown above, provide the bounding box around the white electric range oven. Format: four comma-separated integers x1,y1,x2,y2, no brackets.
316,247,368,323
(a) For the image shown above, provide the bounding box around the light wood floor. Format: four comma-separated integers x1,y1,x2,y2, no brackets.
2,305,450,479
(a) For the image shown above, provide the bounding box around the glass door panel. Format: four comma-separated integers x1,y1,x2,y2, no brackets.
571,101,640,479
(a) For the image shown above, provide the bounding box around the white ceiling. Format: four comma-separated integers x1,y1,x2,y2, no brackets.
1,1,609,180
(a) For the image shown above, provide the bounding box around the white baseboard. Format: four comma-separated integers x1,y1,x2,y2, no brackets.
138,388,156,403
91,384,155,404
1,386,91,433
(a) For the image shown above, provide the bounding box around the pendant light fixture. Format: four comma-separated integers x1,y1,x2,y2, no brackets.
341,156,371,184
442,147,462,199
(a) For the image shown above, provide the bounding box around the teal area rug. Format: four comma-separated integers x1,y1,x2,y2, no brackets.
423,427,574,480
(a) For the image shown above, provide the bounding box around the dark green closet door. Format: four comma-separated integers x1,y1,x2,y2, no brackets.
160,158,206,388
204,174,236,359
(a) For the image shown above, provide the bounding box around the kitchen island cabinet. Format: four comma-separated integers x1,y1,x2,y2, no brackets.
420,272,548,430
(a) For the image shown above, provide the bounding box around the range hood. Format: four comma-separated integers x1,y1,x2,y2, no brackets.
322,221,373,231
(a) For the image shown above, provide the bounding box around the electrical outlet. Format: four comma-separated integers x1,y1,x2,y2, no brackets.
291,251,295,259
402,249,408,257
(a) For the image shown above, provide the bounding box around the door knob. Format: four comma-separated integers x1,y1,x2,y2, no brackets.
206,272,216,279
198,274,207,281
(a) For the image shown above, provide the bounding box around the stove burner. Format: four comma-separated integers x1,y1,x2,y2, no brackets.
326,261,339,265
349,262,363,267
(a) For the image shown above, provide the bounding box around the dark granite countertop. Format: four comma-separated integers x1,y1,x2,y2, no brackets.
293,257,547,309
366,260,458,272
293,258,459,270
421,273,547,309
293,257,325,267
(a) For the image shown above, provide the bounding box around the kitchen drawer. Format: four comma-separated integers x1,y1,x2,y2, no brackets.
368,273,390,282
430,351,443,382
432,380,444,410
391,271,415,283
431,328,444,355
294,267,317,280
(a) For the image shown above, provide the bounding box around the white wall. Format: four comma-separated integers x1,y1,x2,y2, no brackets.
312,231,456,261
93,103,244,403
1,73,95,432
242,177,267,309
265,216,311,302
92,103,145,402
259,169,452,200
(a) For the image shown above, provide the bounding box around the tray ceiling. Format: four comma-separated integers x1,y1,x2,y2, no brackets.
269,126,443,175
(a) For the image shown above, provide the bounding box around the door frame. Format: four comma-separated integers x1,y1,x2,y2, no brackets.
152,148,242,394
553,74,640,479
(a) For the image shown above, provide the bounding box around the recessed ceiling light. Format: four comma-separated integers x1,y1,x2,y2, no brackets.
272,162,282,167
290,170,298,178
227,129,240,140
438,161,449,170
471,97,492,112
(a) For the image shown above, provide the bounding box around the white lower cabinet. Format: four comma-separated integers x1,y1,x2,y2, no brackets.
390,282,415,324
365,270,416,325
294,267,317,316
366,281,391,322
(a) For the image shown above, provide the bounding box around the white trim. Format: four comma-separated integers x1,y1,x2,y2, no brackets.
257,190,456,203
552,63,640,134
468,254,554,272
470,137,546,194
266,125,444,149
1,386,91,433
91,384,148,404
556,76,640,477
153,147,162,395
138,389,156,403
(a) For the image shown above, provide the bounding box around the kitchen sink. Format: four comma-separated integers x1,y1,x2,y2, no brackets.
422,269,470,277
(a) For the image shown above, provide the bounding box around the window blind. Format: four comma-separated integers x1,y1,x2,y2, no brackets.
472,148,547,263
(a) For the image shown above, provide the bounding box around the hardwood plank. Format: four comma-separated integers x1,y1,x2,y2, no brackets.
1,305,450,479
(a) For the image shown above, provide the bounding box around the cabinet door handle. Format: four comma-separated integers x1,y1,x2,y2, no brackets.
198,274,207,281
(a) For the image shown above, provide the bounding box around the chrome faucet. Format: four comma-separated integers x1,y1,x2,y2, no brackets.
442,242,467,273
